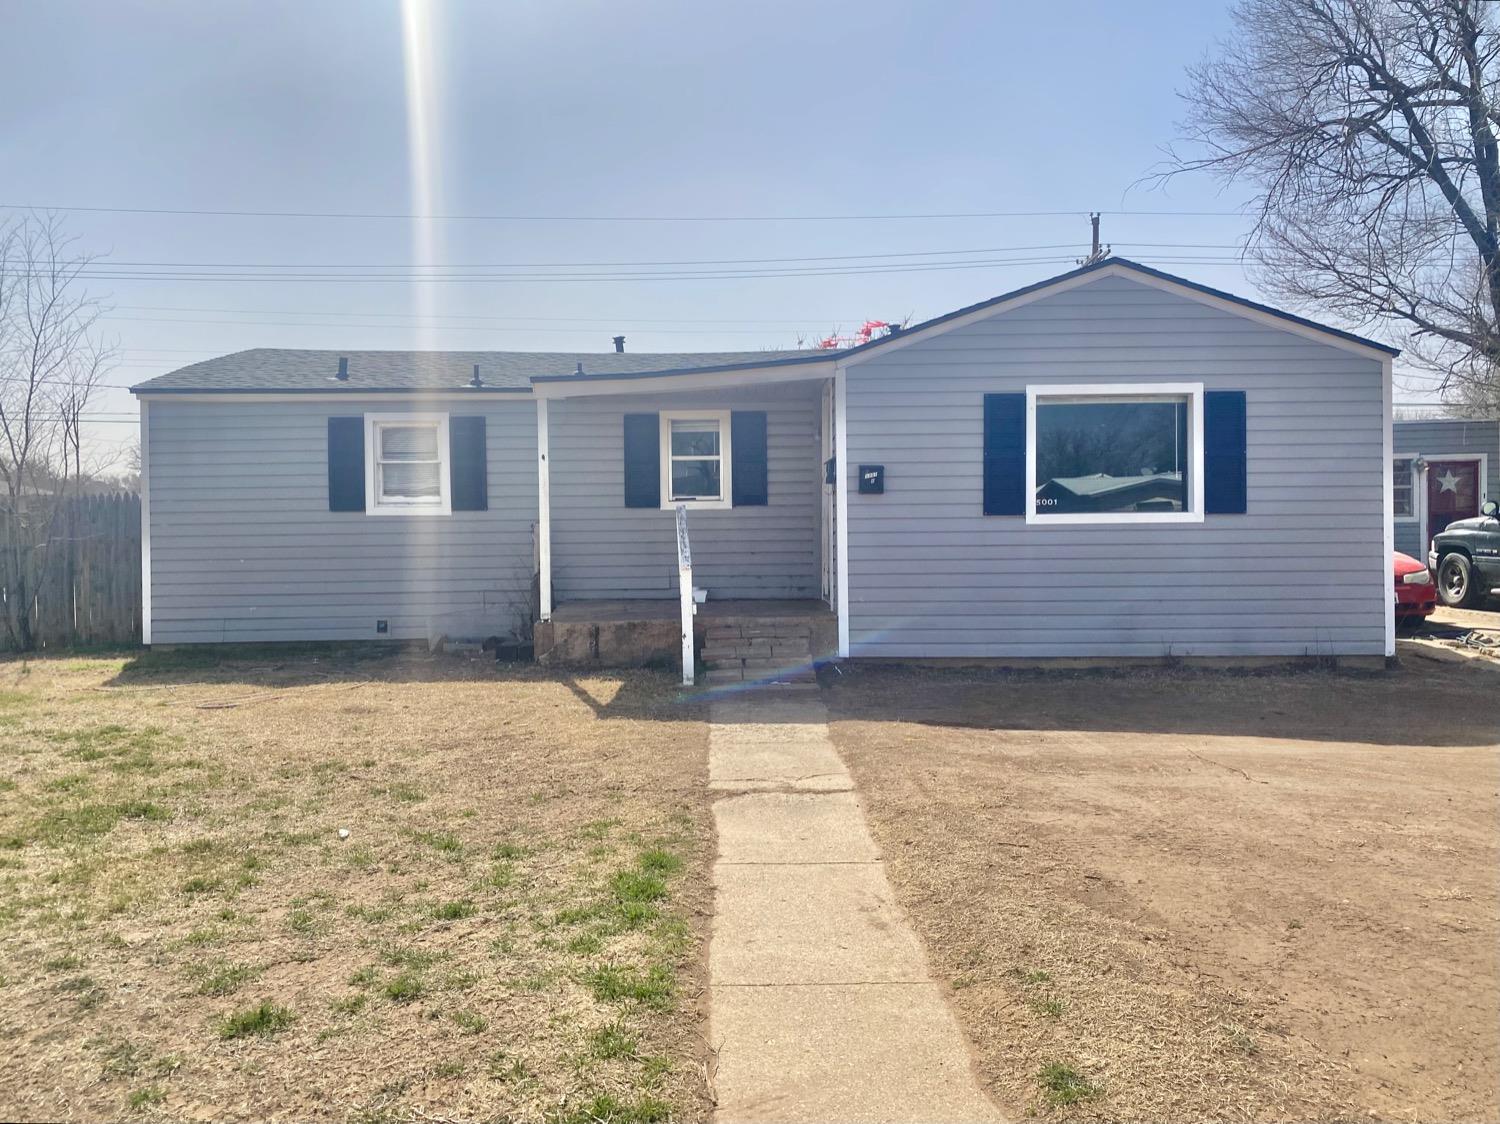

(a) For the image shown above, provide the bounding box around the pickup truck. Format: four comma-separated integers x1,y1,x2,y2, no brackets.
1429,498,1500,608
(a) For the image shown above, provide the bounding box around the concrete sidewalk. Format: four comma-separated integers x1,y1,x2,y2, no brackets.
707,696,1004,1124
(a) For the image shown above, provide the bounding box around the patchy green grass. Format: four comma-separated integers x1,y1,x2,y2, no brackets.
383,972,426,1003
412,829,463,856
430,899,475,921
586,1022,638,1060
1037,1062,1102,1107
585,964,674,1010
548,1092,672,1124
217,1001,295,1041
0,653,711,1122
609,870,667,905
127,1084,167,1110
188,959,260,997
452,1008,488,1034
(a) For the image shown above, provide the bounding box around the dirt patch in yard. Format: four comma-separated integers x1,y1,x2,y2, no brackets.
0,648,712,1123
827,661,1500,1122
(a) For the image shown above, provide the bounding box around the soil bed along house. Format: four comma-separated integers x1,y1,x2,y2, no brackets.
827,661,1500,1123
0,649,713,1123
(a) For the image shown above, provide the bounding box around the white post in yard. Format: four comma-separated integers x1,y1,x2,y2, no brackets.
537,398,552,621
676,504,695,687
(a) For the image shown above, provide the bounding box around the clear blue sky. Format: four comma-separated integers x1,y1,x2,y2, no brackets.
0,0,1438,459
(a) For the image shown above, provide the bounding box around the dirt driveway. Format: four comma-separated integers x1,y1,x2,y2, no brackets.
827,661,1500,1122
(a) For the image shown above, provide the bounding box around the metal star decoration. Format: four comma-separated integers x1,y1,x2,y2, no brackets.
1437,470,1461,494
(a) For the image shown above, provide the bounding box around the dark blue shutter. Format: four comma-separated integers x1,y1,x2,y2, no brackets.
982,394,1026,516
450,416,487,511
327,417,365,512
1204,391,1247,514
623,413,660,508
730,410,768,506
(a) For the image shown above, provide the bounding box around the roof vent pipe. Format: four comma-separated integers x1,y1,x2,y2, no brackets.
613,335,625,353
469,364,484,388
336,356,349,381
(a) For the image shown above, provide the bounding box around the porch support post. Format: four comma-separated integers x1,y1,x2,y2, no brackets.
537,397,552,621
834,366,850,658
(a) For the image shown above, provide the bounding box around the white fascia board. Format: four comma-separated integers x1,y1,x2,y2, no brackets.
530,361,837,400
130,390,532,403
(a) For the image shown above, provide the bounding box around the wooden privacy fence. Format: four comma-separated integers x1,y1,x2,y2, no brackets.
1,493,141,651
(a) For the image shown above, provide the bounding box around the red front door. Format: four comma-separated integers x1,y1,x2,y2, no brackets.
1427,460,1482,546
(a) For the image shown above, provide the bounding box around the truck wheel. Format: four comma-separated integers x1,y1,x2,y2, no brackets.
1437,553,1484,608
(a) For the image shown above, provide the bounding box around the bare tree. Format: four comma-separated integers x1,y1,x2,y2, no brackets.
1163,0,1500,406
0,213,115,650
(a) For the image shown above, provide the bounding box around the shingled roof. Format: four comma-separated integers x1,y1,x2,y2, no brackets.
131,347,829,394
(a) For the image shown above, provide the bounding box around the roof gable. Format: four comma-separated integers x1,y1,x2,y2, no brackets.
835,257,1400,366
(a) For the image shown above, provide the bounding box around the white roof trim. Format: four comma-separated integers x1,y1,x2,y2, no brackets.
835,262,1396,369
530,360,836,399
131,390,532,404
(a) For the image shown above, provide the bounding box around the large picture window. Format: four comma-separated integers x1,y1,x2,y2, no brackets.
364,413,452,515
1026,384,1204,524
659,411,732,509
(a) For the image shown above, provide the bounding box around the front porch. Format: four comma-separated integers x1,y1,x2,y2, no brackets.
534,598,837,680
530,359,844,682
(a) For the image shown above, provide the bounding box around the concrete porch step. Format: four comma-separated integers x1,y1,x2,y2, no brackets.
702,641,811,662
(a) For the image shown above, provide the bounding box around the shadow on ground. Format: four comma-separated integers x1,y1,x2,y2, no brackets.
4,642,1493,747
822,657,1499,747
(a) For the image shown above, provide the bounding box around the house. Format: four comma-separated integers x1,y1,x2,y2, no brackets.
1392,416,1497,558
131,258,1400,670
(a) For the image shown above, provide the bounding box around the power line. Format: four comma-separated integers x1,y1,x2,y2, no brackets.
0,241,1244,271
99,315,847,334
38,253,1249,284
109,305,874,325
0,202,1249,222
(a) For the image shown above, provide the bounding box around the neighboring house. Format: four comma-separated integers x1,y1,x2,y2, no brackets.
132,257,1400,662
1392,417,1497,558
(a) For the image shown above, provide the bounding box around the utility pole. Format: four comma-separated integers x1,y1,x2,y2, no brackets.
1078,212,1110,266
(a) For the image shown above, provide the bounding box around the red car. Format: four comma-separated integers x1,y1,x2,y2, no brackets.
1394,551,1436,619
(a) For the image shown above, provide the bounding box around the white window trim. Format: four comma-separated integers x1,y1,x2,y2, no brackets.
659,410,733,510
364,412,452,516
1393,452,1419,522
1025,382,1206,525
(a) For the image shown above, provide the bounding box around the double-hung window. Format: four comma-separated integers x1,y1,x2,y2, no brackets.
660,411,732,509
1026,383,1205,524
364,413,452,515
1393,457,1416,519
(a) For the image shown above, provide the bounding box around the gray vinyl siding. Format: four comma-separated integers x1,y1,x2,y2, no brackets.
1392,419,1498,557
549,386,821,601
146,397,537,643
842,273,1388,658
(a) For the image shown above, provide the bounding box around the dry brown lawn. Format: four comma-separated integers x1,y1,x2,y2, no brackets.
827,660,1500,1123
0,648,712,1123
